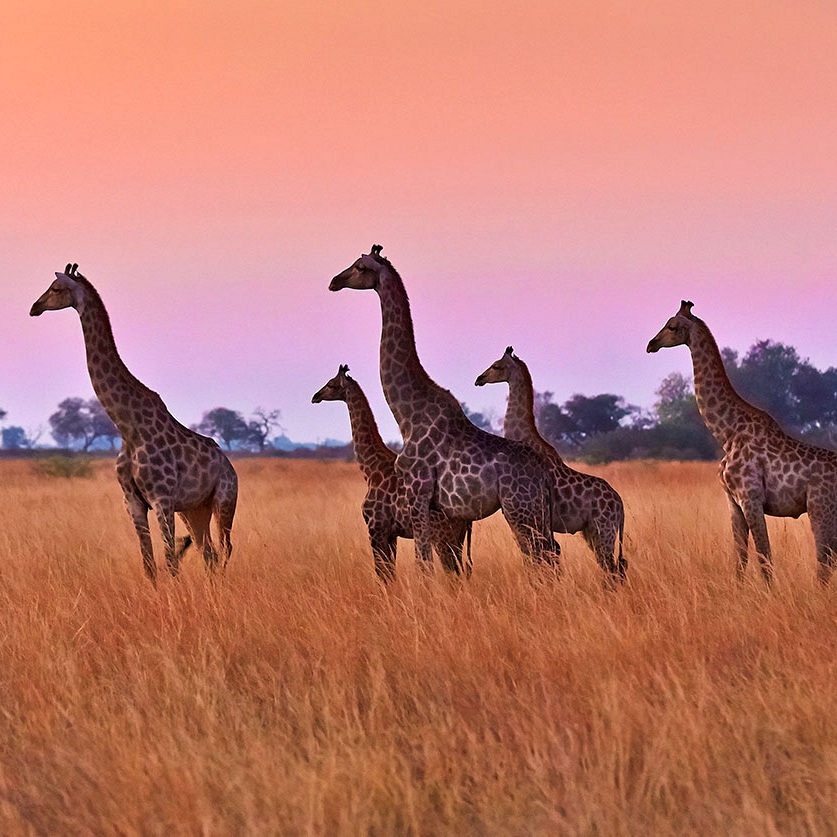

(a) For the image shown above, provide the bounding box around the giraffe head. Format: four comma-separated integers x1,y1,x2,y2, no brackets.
30,263,86,317
312,364,352,403
475,346,518,386
329,245,389,292
646,300,696,353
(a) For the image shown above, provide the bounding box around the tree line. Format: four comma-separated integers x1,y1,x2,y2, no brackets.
2,338,836,461
0,402,283,454
466,338,837,463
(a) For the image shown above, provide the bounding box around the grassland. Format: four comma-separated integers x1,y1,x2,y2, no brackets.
1,457,836,835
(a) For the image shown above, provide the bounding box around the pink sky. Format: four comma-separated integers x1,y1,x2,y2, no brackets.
2,1,836,445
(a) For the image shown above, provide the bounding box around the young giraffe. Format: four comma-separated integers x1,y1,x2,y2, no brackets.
648,300,837,584
476,347,626,584
30,263,238,583
330,246,560,569
312,364,472,581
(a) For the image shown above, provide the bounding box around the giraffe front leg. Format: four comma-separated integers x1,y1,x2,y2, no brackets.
369,529,397,583
153,502,179,577
739,498,772,585
116,456,156,583
405,480,435,571
728,497,750,580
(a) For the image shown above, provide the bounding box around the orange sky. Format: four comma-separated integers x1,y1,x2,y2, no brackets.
2,1,836,443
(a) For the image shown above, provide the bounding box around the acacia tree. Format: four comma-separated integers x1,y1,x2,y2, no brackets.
194,407,250,450
246,407,283,452
49,398,119,450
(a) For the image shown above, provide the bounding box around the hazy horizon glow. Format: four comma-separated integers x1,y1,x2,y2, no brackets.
2,2,836,445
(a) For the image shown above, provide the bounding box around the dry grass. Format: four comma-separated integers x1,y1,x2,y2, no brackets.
1,457,837,835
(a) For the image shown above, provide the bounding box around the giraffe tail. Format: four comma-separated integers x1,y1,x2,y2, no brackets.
617,514,627,579
464,522,473,578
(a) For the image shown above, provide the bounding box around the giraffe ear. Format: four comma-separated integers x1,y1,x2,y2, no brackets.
678,300,694,316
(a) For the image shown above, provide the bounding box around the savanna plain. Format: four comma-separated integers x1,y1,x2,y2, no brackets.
2,457,837,835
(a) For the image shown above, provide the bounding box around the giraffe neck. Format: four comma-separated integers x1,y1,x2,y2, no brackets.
688,317,763,445
76,279,159,438
344,379,397,481
375,267,448,435
504,358,560,460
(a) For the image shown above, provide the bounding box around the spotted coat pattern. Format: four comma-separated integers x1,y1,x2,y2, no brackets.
476,347,626,583
313,365,472,580
30,264,238,583
648,300,837,584
329,247,560,568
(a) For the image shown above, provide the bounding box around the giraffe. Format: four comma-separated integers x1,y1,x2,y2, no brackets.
647,300,837,584
329,246,560,569
312,364,472,581
475,346,626,584
30,263,238,583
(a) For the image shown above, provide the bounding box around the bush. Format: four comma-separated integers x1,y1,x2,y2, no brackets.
33,455,94,479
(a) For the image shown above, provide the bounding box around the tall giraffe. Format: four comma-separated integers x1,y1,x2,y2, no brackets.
647,300,837,584
476,347,626,583
30,263,238,583
330,246,560,568
312,364,472,581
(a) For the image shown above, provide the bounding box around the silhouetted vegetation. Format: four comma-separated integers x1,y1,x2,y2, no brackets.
4,338,836,461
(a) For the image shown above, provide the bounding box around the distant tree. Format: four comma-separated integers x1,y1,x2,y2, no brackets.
2,426,29,449
88,400,120,449
194,407,249,450
722,339,837,435
460,402,495,432
49,397,119,451
563,393,635,438
246,407,283,452
536,398,579,447
654,372,695,425
0,407,7,423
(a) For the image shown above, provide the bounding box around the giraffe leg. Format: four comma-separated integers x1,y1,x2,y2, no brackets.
501,489,561,569
584,521,623,589
213,464,238,571
154,502,179,577
180,507,217,572
116,455,156,584
728,497,750,580
739,498,772,585
807,494,837,585
369,529,397,583
432,517,470,576
404,477,435,571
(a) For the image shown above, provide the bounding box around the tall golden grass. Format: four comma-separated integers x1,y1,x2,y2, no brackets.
1,457,836,834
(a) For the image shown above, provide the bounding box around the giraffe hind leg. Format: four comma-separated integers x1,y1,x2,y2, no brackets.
583,522,623,589
807,496,837,585
213,467,238,571
179,506,218,571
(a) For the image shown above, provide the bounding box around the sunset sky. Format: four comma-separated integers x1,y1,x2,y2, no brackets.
2,1,836,445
